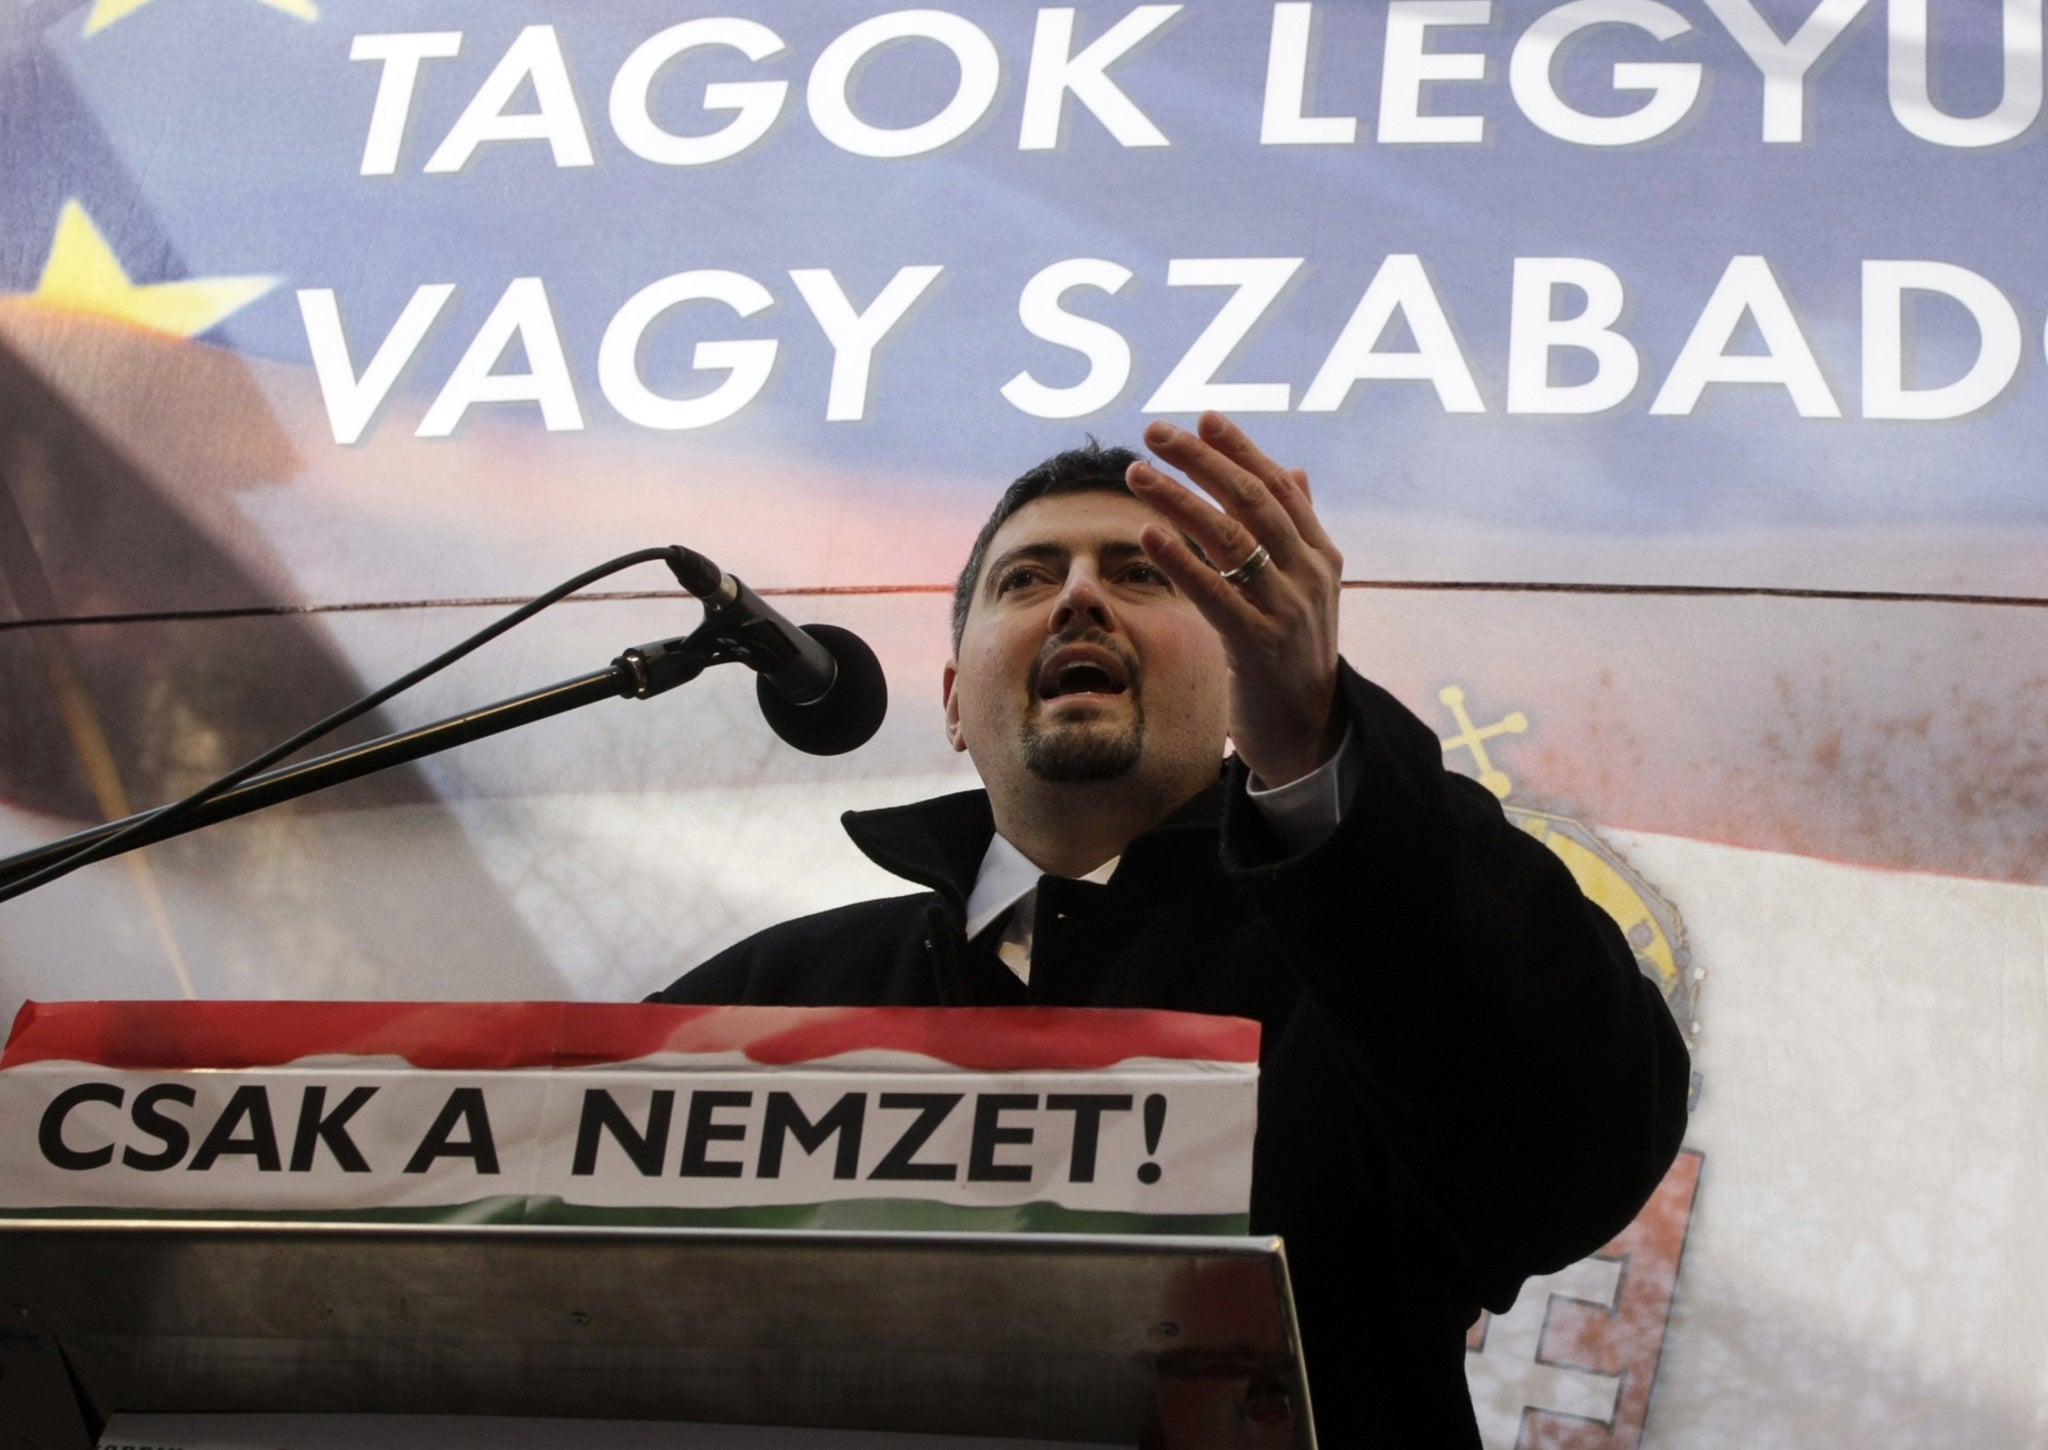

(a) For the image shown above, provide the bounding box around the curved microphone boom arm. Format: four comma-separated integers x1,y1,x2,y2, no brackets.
0,548,887,900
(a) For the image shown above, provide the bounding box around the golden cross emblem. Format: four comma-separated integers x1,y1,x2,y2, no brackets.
1437,686,1528,800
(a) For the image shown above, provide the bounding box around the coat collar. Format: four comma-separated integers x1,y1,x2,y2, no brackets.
840,769,1232,910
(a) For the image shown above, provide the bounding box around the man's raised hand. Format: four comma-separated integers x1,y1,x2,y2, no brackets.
1127,411,1345,788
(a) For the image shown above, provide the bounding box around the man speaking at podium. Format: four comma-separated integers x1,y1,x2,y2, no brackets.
652,413,1690,1448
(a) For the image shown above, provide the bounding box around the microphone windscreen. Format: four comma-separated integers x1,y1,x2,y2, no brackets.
755,624,888,755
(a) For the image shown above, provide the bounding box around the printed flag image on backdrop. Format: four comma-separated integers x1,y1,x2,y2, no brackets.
1,2,2044,1446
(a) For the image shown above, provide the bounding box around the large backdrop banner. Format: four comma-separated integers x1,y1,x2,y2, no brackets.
1,2,2044,1446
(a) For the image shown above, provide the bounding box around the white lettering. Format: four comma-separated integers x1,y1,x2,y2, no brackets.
1651,255,1840,417
1020,5,1181,149
807,10,1001,159
418,278,585,437
1506,258,1639,414
790,265,945,421
598,270,778,430
1300,254,1485,413
350,32,463,176
1863,260,2022,419
423,25,594,173
1888,0,2044,148
1510,0,1703,147
1142,257,1304,413
610,18,790,167
1262,3,1358,144
1002,258,1135,419
1706,0,1871,143
1380,1,1492,145
298,284,456,446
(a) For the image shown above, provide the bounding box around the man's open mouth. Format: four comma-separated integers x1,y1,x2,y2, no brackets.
1035,647,1131,700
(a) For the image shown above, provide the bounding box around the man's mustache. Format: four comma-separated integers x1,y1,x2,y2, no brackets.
1028,628,1141,698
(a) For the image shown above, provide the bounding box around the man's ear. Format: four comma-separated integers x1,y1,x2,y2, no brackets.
942,661,967,754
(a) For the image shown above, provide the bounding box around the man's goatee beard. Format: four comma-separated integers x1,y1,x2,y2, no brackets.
1022,719,1144,782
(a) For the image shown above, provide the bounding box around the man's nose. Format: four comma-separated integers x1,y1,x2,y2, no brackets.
1049,566,1114,634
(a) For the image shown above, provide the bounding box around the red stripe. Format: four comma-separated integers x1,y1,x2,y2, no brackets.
1,1001,1260,1071
0,1001,572,1071
695,1006,1260,1070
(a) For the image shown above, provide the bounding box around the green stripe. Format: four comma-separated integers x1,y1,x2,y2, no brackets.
0,1197,531,1225
517,1197,1247,1235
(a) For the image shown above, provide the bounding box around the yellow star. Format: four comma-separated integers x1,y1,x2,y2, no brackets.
83,0,316,38
26,201,278,339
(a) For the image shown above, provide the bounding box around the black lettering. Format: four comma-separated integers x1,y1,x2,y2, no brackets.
38,1082,123,1171
867,1092,962,1182
188,1085,282,1172
402,1087,500,1174
123,1083,196,1171
756,1091,865,1180
679,1089,752,1178
1046,1094,1133,1183
967,1093,1038,1183
572,1088,674,1176
289,1085,378,1173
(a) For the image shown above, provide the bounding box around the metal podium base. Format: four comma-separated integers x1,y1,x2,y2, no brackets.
0,1221,1316,1450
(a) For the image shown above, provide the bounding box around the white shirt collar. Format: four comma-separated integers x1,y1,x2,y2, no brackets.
963,832,1118,939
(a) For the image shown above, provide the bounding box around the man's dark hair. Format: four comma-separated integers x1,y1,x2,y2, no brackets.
950,441,1141,653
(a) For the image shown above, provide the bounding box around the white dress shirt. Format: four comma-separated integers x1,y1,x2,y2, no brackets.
961,727,1363,982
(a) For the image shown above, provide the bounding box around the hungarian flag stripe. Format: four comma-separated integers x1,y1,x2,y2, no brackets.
2,1001,1261,1072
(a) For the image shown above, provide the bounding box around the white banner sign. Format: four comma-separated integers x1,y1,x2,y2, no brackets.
0,1001,1258,1232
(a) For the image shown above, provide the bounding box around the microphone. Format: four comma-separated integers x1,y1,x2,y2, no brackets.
665,547,888,755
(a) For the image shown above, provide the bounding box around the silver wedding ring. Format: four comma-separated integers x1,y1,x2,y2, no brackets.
1218,541,1272,587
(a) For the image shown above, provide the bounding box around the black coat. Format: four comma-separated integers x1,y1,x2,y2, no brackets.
654,665,1690,1449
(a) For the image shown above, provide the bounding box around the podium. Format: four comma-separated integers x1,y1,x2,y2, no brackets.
0,1219,1316,1449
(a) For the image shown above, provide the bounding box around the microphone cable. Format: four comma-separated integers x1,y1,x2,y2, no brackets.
0,546,687,905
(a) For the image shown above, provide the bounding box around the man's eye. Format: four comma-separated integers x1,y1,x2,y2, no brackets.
1122,561,1169,586
996,566,1045,593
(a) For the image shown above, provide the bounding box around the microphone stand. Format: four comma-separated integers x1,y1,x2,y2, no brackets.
0,627,732,895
